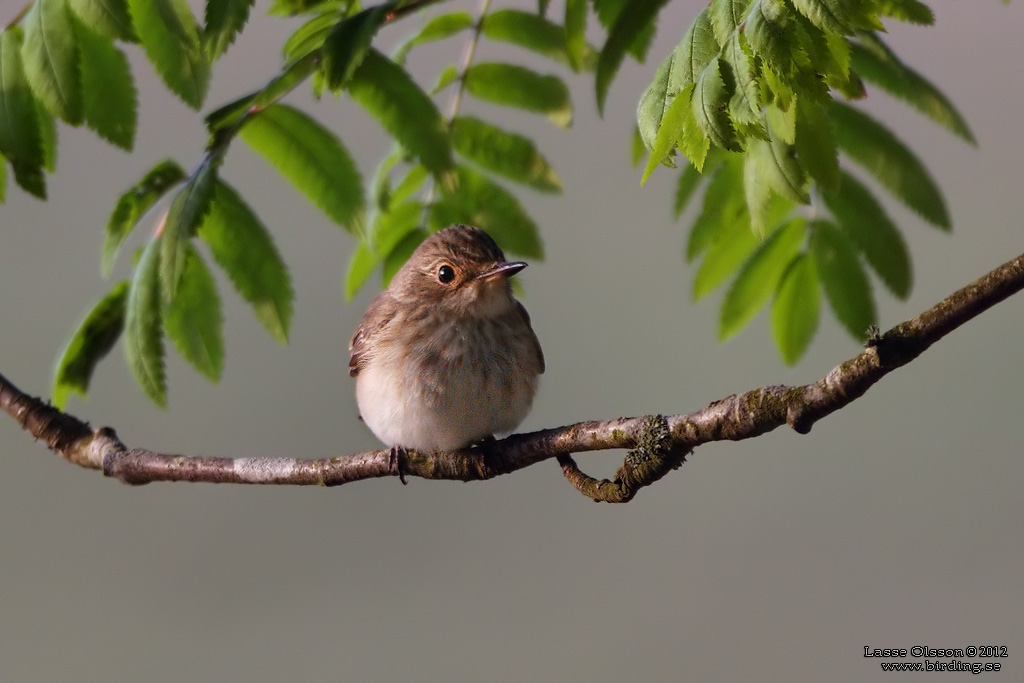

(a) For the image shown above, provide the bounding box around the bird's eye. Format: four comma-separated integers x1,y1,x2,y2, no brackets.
437,264,456,284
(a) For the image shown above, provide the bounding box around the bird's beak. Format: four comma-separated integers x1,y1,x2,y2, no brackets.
476,261,528,281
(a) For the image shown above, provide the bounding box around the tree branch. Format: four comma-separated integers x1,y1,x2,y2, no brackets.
4,251,1024,500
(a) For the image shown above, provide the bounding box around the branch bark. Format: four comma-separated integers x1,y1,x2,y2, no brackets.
4,251,1024,501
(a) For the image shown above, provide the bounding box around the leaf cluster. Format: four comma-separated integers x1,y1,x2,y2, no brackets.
636,0,972,362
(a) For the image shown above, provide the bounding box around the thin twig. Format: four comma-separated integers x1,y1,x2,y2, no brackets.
3,251,1024,499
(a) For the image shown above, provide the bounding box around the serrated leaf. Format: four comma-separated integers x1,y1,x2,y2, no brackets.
745,0,796,78
347,49,455,188
877,0,933,25
710,0,751,45
750,122,809,207
809,220,875,338
790,0,856,34
641,86,691,182
391,164,428,208
69,0,136,41
37,98,57,172
851,34,974,144
673,163,704,218
451,116,561,193
596,0,670,115
128,0,210,109
53,281,129,408
794,97,838,191
831,101,949,229
720,217,806,339
722,33,762,126
482,9,594,71
124,237,166,406
636,8,716,151
103,160,186,274
160,158,217,299
164,244,223,380
345,239,377,300
72,14,137,150
772,253,819,364
199,180,293,343
464,62,573,128
321,4,391,90
693,57,740,152
0,30,47,175
565,0,588,71
22,0,83,124
822,170,911,298
204,0,254,60
240,103,364,231
429,166,543,259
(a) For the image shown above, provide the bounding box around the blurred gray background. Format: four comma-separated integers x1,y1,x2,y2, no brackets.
1,1,1022,681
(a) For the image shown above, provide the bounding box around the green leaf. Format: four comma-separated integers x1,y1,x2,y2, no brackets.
822,170,911,298
564,0,589,71
69,0,136,41
593,0,657,61
53,281,129,408
673,163,704,219
692,57,739,152
345,238,377,300
204,0,254,60
794,97,838,191
124,237,166,406
463,62,573,128
72,14,137,150
240,103,364,231
370,199,424,258
128,0,210,109
321,4,391,90
431,64,459,94
347,49,455,188
204,52,318,135
160,157,217,300
790,0,857,34
382,228,428,287
0,30,47,177
636,8,716,152
831,101,950,229
693,207,759,301
482,9,594,70
641,86,691,182
850,34,974,144
22,0,83,124
103,159,186,274
809,219,875,339
282,12,337,62
596,0,670,115
877,0,933,25
393,11,473,64
451,115,561,193
164,244,223,380
0,152,6,202
772,253,819,365
687,155,740,261
720,217,807,339
199,180,293,343
429,166,543,259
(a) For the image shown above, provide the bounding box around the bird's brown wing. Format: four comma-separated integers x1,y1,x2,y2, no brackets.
348,293,398,377
516,301,545,374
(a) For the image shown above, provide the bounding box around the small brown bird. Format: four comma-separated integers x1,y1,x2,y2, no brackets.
349,224,544,453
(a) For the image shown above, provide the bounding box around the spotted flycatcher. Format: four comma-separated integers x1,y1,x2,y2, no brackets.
349,224,544,453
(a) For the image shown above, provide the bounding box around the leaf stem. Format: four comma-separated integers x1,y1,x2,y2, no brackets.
5,1,31,30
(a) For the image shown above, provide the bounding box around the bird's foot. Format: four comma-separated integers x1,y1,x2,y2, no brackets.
389,446,409,485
